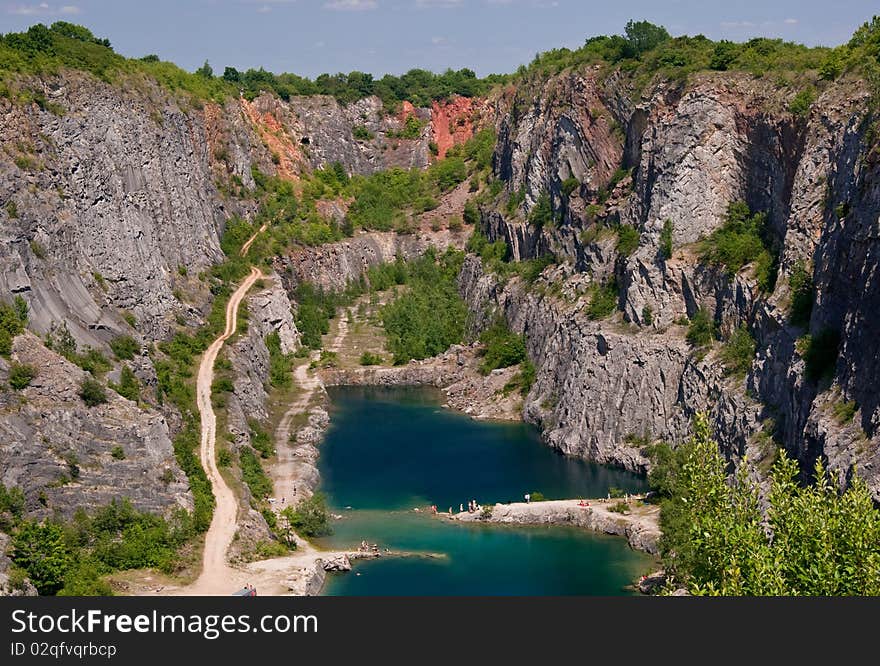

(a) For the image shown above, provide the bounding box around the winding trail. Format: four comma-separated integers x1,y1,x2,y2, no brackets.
272,309,351,507
189,265,264,594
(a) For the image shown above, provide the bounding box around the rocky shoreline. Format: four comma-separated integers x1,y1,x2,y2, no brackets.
449,497,661,555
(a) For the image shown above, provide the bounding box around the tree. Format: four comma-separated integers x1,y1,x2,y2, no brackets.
12,521,72,595
649,413,880,595
282,493,331,538
623,20,670,58
222,66,241,83
195,60,213,79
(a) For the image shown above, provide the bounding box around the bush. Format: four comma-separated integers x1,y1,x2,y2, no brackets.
608,501,630,514
11,521,71,595
282,492,331,538
699,202,777,291
359,352,383,366
249,421,273,459
8,363,37,389
642,306,653,326
463,200,479,225
616,224,640,256
686,308,716,348
266,331,293,388
109,365,139,402
110,445,125,460
719,325,756,378
478,319,527,374
240,447,273,500
0,297,28,357
788,261,814,327
831,399,858,424
788,88,815,116
651,412,880,595
586,280,618,320
109,335,139,360
79,377,107,406
352,125,374,141
659,219,673,260
528,192,554,228
528,491,546,502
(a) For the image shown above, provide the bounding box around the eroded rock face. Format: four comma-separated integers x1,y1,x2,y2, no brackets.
474,67,879,496
0,333,191,519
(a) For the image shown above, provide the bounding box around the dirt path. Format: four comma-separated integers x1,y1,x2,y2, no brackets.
239,223,268,257
188,265,264,594
271,310,351,507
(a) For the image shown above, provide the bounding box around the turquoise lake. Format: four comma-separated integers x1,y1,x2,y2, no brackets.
316,386,653,595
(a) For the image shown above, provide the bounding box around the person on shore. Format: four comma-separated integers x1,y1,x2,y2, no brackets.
460,503,464,513
525,493,531,504
448,507,453,515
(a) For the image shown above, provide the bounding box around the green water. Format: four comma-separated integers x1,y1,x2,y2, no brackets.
317,386,653,595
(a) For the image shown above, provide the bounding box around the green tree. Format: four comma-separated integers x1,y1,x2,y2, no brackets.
623,20,671,58
195,60,213,78
282,493,331,538
12,521,72,595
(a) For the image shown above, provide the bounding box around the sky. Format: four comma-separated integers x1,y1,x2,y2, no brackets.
1,1,877,78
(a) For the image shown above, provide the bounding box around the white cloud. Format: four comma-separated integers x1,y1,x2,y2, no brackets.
784,18,798,25
7,2,81,15
431,36,447,44
324,0,378,10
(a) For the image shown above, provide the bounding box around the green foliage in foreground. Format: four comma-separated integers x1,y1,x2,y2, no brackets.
649,413,880,595
699,202,778,291
281,493,331,538
380,249,468,364
478,318,528,374
9,499,196,596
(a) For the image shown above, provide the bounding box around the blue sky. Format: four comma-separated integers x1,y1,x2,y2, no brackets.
1,1,877,78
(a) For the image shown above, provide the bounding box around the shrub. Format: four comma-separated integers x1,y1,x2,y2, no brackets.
788,88,815,116
503,359,536,396
561,177,580,197
528,192,554,228
642,305,653,326
240,447,273,500
478,319,527,374
0,298,27,357
79,377,107,407
8,363,37,389
352,125,374,141
266,332,293,388
699,202,777,291
109,365,139,402
831,399,858,425
788,261,814,327
463,200,479,225
11,521,71,595
109,335,139,360
282,492,331,538
609,501,630,514
659,219,673,260
359,352,383,366
616,224,640,256
249,421,273,459
586,280,618,320
686,308,716,348
651,412,880,595
110,445,125,460
528,491,546,502
719,325,756,378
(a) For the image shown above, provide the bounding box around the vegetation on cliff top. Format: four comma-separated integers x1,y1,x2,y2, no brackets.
649,413,880,595
0,22,505,108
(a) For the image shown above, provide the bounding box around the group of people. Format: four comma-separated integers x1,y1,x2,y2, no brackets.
358,541,379,553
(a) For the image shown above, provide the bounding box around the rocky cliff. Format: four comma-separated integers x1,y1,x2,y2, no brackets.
471,65,880,497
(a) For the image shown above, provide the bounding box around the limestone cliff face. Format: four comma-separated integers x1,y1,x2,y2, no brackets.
475,67,880,496
0,333,192,518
